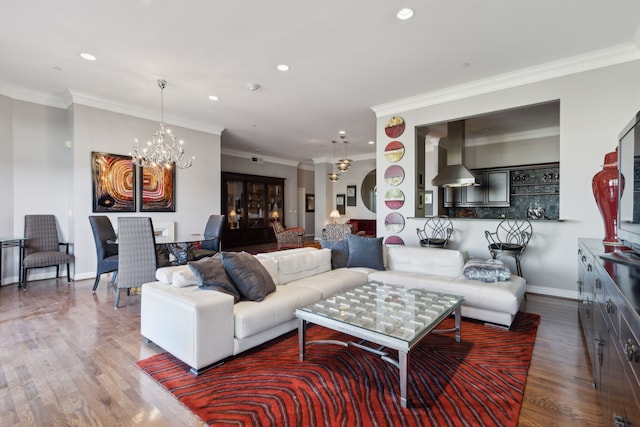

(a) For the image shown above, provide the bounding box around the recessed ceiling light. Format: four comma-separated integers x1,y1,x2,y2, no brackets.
276,64,290,72
208,95,219,101
396,8,414,20
368,140,375,145
80,52,96,61
247,83,260,91
339,130,346,135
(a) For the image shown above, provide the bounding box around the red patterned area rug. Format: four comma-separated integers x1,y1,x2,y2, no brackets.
137,312,540,427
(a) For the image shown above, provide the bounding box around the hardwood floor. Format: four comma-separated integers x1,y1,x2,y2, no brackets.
0,274,603,426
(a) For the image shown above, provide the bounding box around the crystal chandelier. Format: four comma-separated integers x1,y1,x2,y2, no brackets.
328,140,341,182
132,79,194,169
336,134,352,172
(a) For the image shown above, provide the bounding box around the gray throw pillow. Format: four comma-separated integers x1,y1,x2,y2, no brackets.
346,234,385,270
221,251,276,302
188,256,240,303
319,239,349,269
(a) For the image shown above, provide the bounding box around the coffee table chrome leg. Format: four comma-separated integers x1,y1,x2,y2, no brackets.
298,319,306,361
455,305,462,342
399,350,408,408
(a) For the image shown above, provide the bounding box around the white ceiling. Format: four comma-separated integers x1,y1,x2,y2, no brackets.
1,1,639,165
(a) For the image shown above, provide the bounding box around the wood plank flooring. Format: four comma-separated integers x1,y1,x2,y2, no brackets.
0,275,603,426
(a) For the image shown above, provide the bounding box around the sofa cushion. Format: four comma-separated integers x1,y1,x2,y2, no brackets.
233,285,321,339
386,246,465,278
258,249,331,285
188,256,240,302
289,268,369,298
346,234,385,270
319,239,349,269
222,252,276,302
155,264,191,285
172,268,198,288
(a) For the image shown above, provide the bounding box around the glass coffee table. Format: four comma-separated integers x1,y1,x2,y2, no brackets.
295,281,464,408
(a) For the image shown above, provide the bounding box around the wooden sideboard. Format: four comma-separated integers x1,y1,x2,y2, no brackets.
577,239,640,427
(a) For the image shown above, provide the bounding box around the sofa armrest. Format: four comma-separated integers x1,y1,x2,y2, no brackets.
141,282,235,371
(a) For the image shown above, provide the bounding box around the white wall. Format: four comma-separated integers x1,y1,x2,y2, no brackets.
376,59,640,298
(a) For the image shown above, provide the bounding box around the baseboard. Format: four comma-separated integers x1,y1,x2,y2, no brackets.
526,284,578,300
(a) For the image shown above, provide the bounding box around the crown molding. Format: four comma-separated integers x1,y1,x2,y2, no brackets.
0,82,69,109
0,82,225,135
67,90,225,135
221,148,300,167
371,43,640,117
465,126,560,147
311,151,376,164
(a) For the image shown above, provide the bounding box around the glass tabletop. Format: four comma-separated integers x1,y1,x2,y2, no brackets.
296,281,463,344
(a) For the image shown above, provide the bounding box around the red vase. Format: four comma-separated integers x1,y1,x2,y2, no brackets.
592,148,625,251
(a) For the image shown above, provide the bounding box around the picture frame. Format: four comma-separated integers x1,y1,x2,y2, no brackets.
346,185,357,206
336,193,346,215
305,194,315,212
91,152,136,212
140,163,176,212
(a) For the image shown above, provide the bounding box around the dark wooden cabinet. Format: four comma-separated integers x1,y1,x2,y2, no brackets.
222,172,285,248
443,169,510,207
578,239,640,427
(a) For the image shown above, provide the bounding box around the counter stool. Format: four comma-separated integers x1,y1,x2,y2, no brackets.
484,218,532,277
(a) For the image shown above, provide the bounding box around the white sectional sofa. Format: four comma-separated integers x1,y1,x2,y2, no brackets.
140,245,526,374
369,246,527,328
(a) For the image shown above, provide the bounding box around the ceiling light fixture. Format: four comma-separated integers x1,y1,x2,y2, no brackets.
336,134,352,172
328,140,341,183
80,52,96,61
276,64,290,71
208,95,219,101
247,83,260,91
131,79,194,169
396,7,414,20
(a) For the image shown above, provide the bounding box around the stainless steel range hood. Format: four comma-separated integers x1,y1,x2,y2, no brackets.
431,120,477,187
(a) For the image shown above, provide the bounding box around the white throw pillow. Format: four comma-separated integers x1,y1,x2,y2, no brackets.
172,268,198,288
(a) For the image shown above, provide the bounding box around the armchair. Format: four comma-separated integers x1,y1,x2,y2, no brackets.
21,215,74,290
323,223,353,241
271,221,305,250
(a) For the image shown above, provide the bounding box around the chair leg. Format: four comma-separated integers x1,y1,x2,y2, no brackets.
111,271,117,285
114,289,121,309
92,274,101,292
66,263,71,282
20,267,27,290
55,265,60,278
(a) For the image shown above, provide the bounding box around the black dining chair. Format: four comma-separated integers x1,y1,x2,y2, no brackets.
115,217,157,308
192,214,226,260
89,216,119,291
21,214,74,289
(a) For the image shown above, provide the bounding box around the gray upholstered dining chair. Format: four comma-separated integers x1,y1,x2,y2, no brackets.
89,215,119,291
192,214,226,260
21,214,74,290
115,217,157,308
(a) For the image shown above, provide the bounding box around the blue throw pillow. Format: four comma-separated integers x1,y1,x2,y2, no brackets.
319,239,349,269
346,234,385,270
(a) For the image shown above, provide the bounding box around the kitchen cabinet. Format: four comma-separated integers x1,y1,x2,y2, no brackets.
444,169,509,207
222,172,285,248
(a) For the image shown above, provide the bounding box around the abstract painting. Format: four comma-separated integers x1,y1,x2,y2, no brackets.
91,152,136,212
140,163,176,212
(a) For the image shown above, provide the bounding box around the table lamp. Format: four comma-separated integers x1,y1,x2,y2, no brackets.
271,210,280,221
229,209,237,229
330,209,340,224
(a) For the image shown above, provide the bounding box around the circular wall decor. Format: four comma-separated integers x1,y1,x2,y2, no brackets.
384,141,405,163
384,165,405,186
384,235,405,245
384,188,405,210
384,212,405,233
385,116,405,138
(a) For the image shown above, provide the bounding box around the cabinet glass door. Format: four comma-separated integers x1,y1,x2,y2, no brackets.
225,179,244,229
267,183,284,223
246,181,266,228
